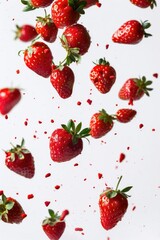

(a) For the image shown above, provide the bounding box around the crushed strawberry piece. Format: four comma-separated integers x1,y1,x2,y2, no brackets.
139,123,144,129
75,227,83,231
87,99,92,105
153,73,158,78
119,153,125,162
98,173,103,179
55,185,60,190
44,201,50,207
27,194,34,199
45,173,51,178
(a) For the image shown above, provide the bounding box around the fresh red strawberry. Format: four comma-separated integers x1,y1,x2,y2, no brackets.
5,138,35,178
49,120,90,162
51,0,86,29
90,109,114,138
112,20,152,44
83,0,99,8
61,23,91,65
0,88,21,115
99,176,132,230
116,109,137,123
15,24,38,42
130,0,157,8
90,58,116,94
21,0,54,11
36,11,58,43
118,76,153,105
50,65,75,99
42,209,68,240
0,193,26,224
23,41,53,78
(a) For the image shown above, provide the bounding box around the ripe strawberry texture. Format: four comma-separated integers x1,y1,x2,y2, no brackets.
99,176,132,230
130,0,157,9
15,24,37,42
116,109,137,123
21,0,54,11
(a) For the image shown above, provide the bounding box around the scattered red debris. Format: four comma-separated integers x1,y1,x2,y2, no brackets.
38,120,42,124
45,173,51,178
106,44,109,49
5,115,8,119
27,194,34,199
60,209,69,221
98,173,103,179
44,201,50,207
153,73,158,78
54,185,60,190
75,227,83,231
44,131,47,134
50,119,54,123
0,190,4,195
74,163,79,166
24,121,28,126
77,101,82,106
152,128,155,131
132,206,136,211
139,123,144,129
119,153,125,162
16,69,20,74
87,99,92,105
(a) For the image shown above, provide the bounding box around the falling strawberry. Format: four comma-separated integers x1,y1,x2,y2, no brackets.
99,176,132,230
90,109,114,138
23,41,53,78
51,0,86,29
42,209,68,240
50,64,75,99
0,88,21,115
130,0,157,8
116,109,137,123
90,58,116,94
21,0,54,11
5,138,35,178
118,76,153,105
15,24,38,42
112,20,152,44
49,120,90,162
36,11,58,43
61,23,91,65
0,193,26,224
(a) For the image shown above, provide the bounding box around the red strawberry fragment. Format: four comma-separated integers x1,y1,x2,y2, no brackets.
130,0,157,9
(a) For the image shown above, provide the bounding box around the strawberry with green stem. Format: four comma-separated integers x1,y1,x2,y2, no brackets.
14,24,38,42
130,0,157,9
49,120,90,162
0,193,26,224
99,176,132,230
118,76,153,105
21,0,54,11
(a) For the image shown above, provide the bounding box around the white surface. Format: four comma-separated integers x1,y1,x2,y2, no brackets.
0,1,160,239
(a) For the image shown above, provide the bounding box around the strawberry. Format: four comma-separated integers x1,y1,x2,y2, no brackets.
51,0,86,29
50,64,75,99
82,0,99,8
90,58,116,94
130,0,157,8
0,193,26,224
116,109,137,123
21,0,54,11
61,23,91,65
112,20,152,44
36,11,58,43
99,176,132,230
90,109,114,138
49,120,90,162
0,88,21,115
5,138,35,178
15,24,38,42
118,76,153,105
23,41,53,78
42,209,68,240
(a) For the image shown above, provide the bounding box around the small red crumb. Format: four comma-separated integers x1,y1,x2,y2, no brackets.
38,121,42,124
98,173,103,179
44,201,50,207
153,73,158,78
45,173,51,178
27,194,34,199
105,44,109,49
0,190,4,195
24,121,28,126
114,133,117,135
58,106,60,109
107,237,110,240
50,119,54,123
77,101,81,106
74,163,79,166
5,115,8,119
152,128,155,131
75,227,83,231
33,135,37,138
101,140,106,144
21,213,27,219
96,2,101,7
127,146,130,150
44,131,47,134
119,153,125,162
84,178,87,181
96,43,99,46
87,99,92,105
132,206,136,211
139,123,144,129
55,185,60,190
60,209,69,221
16,69,20,74
16,192,19,195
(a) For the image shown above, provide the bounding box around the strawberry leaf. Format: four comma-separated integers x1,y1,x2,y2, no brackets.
121,186,133,193
5,201,14,210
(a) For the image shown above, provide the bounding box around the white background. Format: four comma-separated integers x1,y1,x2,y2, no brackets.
0,0,160,239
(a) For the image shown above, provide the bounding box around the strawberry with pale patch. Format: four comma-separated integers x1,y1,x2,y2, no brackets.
0,193,26,224
42,209,69,239
130,0,157,8
5,138,35,178
116,109,137,123
112,20,152,44
21,0,54,11
90,58,116,94
15,24,38,42
0,88,21,115
49,120,90,162
99,176,132,230
50,65,75,99
118,76,153,105
23,41,53,78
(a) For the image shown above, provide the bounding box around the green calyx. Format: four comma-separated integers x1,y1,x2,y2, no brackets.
21,0,36,11
14,25,22,40
61,120,91,144
36,10,53,26
42,209,60,226
5,138,30,161
135,76,153,96
98,109,115,124
150,0,157,9
141,20,152,38
0,194,15,222
60,35,81,66
68,0,86,14
94,58,110,66
105,176,132,199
